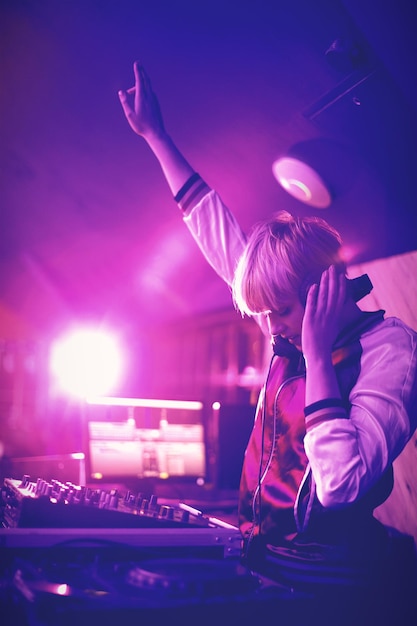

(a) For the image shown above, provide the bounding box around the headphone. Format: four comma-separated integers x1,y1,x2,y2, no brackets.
298,270,372,306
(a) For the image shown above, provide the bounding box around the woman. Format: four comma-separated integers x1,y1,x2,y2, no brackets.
118,61,417,596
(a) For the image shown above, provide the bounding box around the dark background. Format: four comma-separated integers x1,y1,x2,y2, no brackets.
1,0,416,343
0,0,417,333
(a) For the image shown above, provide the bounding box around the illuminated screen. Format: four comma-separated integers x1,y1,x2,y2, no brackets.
85,398,206,484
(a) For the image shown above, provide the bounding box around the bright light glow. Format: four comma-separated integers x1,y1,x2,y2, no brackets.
272,157,332,208
341,243,365,264
86,396,203,410
50,329,124,399
212,401,221,410
56,584,70,596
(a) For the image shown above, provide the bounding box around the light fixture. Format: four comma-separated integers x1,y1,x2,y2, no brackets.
272,156,332,209
272,138,360,210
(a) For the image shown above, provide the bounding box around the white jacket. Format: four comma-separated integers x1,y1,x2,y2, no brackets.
180,183,417,542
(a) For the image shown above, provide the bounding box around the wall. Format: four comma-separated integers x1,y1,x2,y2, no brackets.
144,308,267,407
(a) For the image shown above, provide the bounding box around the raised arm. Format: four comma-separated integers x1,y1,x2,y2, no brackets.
118,61,194,196
118,61,251,296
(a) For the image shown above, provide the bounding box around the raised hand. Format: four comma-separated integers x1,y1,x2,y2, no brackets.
118,61,165,140
118,61,194,196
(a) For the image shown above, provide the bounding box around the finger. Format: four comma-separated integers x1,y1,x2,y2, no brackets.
328,265,345,311
305,282,318,316
134,61,150,90
306,282,318,301
118,89,133,118
136,63,155,103
133,60,142,84
142,67,152,92
317,267,330,313
326,265,338,306
133,61,144,106
118,89,129,107
126,86,136,95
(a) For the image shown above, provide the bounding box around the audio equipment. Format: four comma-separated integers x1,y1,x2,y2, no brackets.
211,404,254,490
0,476,241,556
0,480,359,625
84,399,207,486
2,551,309,626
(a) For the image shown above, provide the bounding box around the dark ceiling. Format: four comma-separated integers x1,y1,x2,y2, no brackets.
1,0,416,341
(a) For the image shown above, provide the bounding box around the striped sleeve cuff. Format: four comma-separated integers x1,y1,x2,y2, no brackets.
174,173,211,213
304,398,348,431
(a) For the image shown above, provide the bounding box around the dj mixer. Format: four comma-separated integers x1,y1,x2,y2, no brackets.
0,475,242,556
0,475,313,626
0,476,381,626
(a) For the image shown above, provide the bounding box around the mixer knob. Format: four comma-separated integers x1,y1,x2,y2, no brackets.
135,493,144,508
109,494,119,509
59,487,68,502
39,481,50,496
55,482,66,496
100,491,114,508
84,487,94,505
149,494,158,509
159,505,174,520
127,494,136,507
72,486,84,503
20,474,30,487
92,490,101,505
180,510,190,523
35,478,45,495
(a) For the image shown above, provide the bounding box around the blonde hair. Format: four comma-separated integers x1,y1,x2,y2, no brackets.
232,210,344,315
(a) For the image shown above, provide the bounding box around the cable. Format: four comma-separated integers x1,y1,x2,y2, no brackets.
244,353,276,560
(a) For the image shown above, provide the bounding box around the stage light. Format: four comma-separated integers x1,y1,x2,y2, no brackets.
272,156,332,208
272,139,359,209
50,328,124,399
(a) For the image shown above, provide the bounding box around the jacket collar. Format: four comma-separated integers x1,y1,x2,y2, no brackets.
332,310,385,367
334,309,385,349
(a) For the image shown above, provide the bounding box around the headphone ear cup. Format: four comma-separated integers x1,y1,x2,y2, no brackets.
348,274,373,301
299,265,346,305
